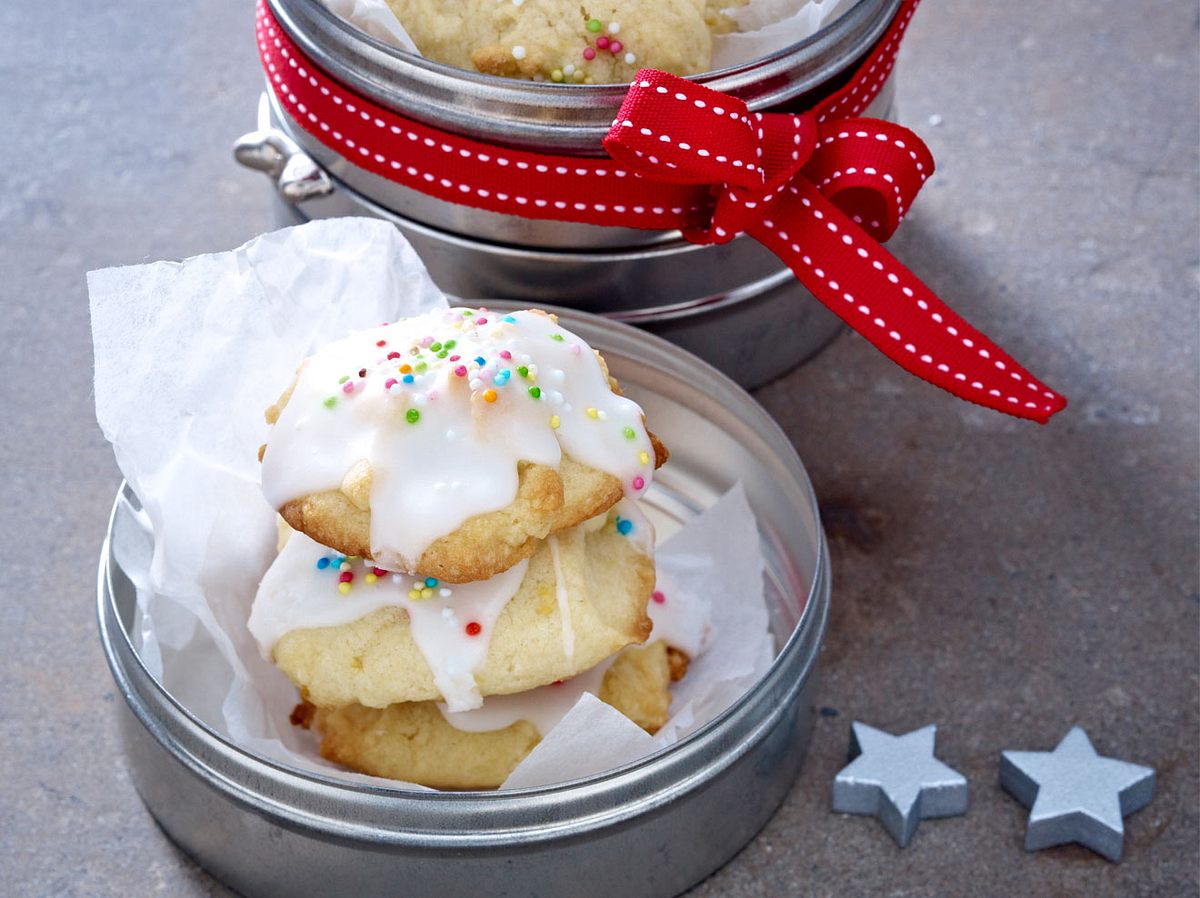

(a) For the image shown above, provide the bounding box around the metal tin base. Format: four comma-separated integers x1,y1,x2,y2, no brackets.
99,307,830,898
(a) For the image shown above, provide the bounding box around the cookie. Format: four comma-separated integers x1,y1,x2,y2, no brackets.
385,0,715,83
254,501,657,711
296,640,681,789
260,308,667,583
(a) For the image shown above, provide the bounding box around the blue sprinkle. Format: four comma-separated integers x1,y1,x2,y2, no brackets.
616,517,633,536
474,356,486,366
402,374,415,384
316,557,330,570
503,315,516,323
425,577,439,588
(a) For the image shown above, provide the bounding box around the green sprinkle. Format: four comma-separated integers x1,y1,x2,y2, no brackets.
622,426,636,440
437,350,449,359
517,365,529,378
550,333,564,342
430,342,442,352
323,396,337,408
444,339,457,349
587,18,602,32
528,386,542,399
462,309,474,317
406,408,420,424
415,362,428,373
338,375,350,384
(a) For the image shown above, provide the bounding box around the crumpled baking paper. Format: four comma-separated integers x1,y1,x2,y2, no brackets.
89,218,775,790
322,0,855,76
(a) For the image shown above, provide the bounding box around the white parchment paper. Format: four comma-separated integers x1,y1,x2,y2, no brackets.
322,0,855,75
89,218,775,790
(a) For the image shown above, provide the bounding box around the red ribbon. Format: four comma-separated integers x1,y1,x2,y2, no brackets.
257,0,1067,423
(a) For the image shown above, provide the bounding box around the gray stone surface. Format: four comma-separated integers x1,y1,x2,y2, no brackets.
1,0,1196,896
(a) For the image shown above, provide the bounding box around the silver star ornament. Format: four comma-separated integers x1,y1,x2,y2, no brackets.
832,722,969,847
1000,725,1155,862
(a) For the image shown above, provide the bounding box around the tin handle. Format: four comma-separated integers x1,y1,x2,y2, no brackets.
233,94,334,203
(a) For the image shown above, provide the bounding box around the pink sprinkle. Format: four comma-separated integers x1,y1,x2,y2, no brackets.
570,344,581,355
610,40,623,54
651,591,666,605
372,567,387,576
476,317,488,325
449,354,461,362
427,390,439,400
384,378,397,389
454,366,468,377
420,336,434,347
342,382,355,394
596,36,610,50
499,350,512,360
387,351,401,360
632,476,645,490
582,47,596,60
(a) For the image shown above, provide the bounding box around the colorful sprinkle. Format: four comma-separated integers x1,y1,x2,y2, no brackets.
444,340,457,349
551,69,564,82
406,408,420,424
528,386,542,399
500,350,512,360
475,356,486,366
376,340,387,347
608,21,620,33
639,450,651,465
338,375,350,384
550,333,564,342
616,516,633,536
465,621,482,636
430,342,442,352
476,318,488,325
323,396,337,408
338,583,352,596
610,40,624,54
402,374,414,384
586,407,599,419
483,389,498,403
622,426,636,440
549,415,561,429
408,588,422,600
399,364,412,374
632,476,645,490
338,572,353,584
517,365,529,378
587,18,602,32
503,316,516,323
387,351,401,360
364,573,378,585
384,377,398,389
651,590,666,605
373,567,388,576
454,365,468,377
316,557,330,570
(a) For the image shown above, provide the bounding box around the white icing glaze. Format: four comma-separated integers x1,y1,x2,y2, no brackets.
248,529,527,711
260,308,656,571
547,534,575,661
436,654,618,736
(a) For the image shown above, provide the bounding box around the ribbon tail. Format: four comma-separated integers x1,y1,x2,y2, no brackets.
751,180,1067,423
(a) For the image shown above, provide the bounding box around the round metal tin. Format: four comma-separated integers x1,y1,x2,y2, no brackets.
99,306,830,898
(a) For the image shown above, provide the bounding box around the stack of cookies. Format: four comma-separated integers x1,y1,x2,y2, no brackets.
249,307,684,789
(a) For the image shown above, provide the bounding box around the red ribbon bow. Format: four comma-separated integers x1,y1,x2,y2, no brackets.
257,0,1067,423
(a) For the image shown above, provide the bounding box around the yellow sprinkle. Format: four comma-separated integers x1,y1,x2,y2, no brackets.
549,415,561,429
347,556,359,562
422,587,434,599
586,407,599,419
483,389,498,403
338,583,352,596
364,573,378,585
408,589,421,600
639,451,650,465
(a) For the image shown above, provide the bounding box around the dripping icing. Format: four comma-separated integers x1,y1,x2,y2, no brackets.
260,308,657,571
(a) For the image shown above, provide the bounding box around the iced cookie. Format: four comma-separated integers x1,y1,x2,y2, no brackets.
260,308,667,583
250,501,656,711
385,0,715,84
294,640,684,789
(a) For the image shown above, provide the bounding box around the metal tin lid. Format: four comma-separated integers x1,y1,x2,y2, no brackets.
268,0,901,153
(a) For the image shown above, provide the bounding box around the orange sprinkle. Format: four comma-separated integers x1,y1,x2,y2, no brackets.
483,389,498,403
399,364,412,374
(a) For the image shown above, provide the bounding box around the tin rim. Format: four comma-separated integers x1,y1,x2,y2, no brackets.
267,0,901,150
99,305,829,844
